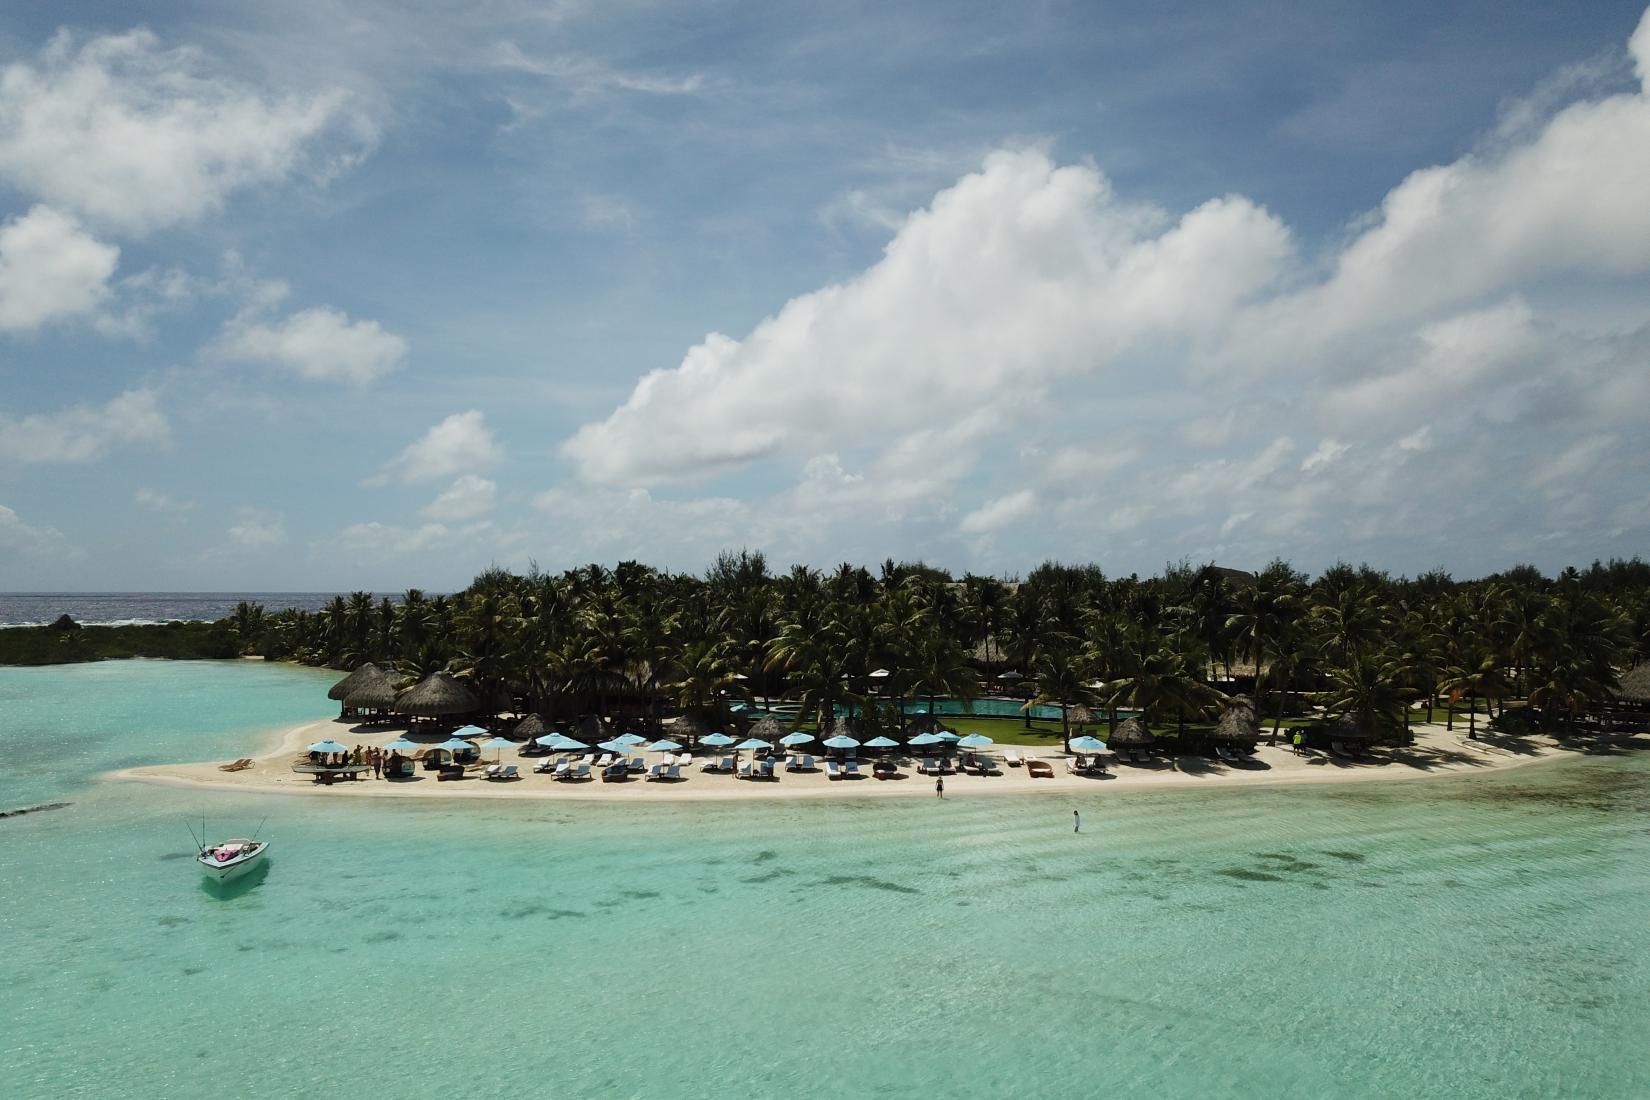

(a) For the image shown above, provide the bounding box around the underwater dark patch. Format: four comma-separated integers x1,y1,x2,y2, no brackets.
752,850,778,863
365,930,401,943
181,966,206,976
1216,868,1286,883
739,868,793,884
814,874,920,895
1319,850,1366,863
157,915,190,927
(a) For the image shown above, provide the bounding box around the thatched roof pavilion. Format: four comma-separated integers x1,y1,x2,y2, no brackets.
1068,704,1096,726
904,712,954,737
329,661,385,701
513,714,551,741
343,672,400,712
1614,663,1650,703
745,714,789,742
1108,716,1156,746
1226,694,1257,720
574,714,610,742
667,712,709,741
1210,703,1261,742
1322,715,1378,742
392,671,479,717
823,716,861,740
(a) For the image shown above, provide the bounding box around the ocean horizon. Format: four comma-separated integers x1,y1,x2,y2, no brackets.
0,592,391,628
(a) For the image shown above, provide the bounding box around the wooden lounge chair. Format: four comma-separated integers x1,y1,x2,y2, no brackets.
437,765,464,781
218,758,253,772
1025,759,1054,778
1003,750,1021,767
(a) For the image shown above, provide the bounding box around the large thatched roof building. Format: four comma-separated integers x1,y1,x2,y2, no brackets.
1108,716,1155,747
744,714,790,742
328,661,385,702
1209,703,1261,743
392,671,479,718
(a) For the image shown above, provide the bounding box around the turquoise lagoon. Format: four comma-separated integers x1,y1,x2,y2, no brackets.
2,661,1648,1098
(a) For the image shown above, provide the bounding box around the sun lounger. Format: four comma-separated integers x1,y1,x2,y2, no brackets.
677,753,693,766
558,762,589,781
594,753,614,769
739,760,754,778
1003,750,1021,767
664,764,681,780
940,758,957,775
1065,757,1083,774
601,762,628,781
799,755,814,771
1216,745,1240,763
759,759,776,779
646,763,664,780
1330,740,1350,758
437,765,464,781
873,760,897,779
627,756,646,772
844,761,860,778
1026,759,1054,778
786,754,803,772
826,760,841,780
481,763,503,778
499,764,518,779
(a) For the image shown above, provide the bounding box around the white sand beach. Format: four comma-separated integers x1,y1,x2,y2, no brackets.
111,717,1569,803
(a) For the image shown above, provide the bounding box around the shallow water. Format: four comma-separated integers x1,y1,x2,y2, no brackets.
2,662,1648,1098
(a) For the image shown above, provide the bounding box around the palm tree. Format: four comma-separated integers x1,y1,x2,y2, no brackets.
1024,643,1093,753
1437,651,1511,739
1101,646,1223,742
1321,651,1412,739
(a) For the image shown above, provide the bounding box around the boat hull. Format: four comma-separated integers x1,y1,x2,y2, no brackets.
197,843,269,882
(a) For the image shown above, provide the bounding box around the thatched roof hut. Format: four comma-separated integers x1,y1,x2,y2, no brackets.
823,716,861,740
574,714,610,742
745,714,789,742
1226,694,1257,718
329,661,385,701
667,712,709,740
343,672,400,712
1615,663,1650,703
1108,716,1156,746
1068,704,1096,726
1322,715,1378,742
392,671,479,717
1210,703,1261,742
904,712,954,737
513,714,551,741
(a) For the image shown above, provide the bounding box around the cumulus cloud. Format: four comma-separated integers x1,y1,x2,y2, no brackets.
565,148,1293,485
134,487,197,513
959,489,1036,534
0,29,365,235
423,475,497,521
226,508,285,548
218,305,407,384
372,411,504,485
0,389,169,464
0,205,118,333
0,504,67,557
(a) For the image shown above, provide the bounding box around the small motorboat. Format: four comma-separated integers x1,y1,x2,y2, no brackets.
197,838,270,882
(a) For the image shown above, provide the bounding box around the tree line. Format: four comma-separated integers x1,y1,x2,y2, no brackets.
226,552,1650,750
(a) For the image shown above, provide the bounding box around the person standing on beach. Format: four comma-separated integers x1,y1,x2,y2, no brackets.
1074,810,1081,833
371,747,382,779
935,776,944,798
1292,731,1304,756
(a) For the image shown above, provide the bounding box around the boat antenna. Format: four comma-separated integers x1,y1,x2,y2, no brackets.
250,815,269,842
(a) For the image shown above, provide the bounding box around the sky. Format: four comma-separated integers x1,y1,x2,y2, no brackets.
2,1,1649,591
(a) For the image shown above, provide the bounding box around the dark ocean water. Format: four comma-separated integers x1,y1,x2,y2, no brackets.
0,593,350,627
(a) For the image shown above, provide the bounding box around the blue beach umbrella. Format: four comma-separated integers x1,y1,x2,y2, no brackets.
822,735,860,750
452,724,489,740
616,733,648,747
383,737,419,751
908,732,941,747
779,732,815,747
647,739,683,753
478,735,515,762
308,739,349,754
538,733,587,751
702,732,737,748
865,736,899,749
1070,735,1108,754
935,732,961,744
957,734,994,750
598,739,632,755
735,738,772,751
438,737,477,751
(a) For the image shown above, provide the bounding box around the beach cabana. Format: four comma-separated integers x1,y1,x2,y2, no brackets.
746,715,790,743
1208,703,1261,762
342,670,401,725
1109,716,1156,762
392,672,480,726
329,662,387,717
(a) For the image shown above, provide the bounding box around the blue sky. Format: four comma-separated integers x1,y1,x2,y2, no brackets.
2,1,1649,590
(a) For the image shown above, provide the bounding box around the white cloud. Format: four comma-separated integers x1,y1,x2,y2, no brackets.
134,488,197,513
491,41,706,97
423,475,497,521
959,489,1036,534
0,29,364,235
0,388,169,464
0,205,118,333
217,305,407,384
374,411,504,485
565,148,1293,485
0,504,67,557
226,508,285,548
1300,439,1350,473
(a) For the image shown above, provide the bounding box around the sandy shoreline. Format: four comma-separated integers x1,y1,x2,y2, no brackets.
108,716,1570,804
